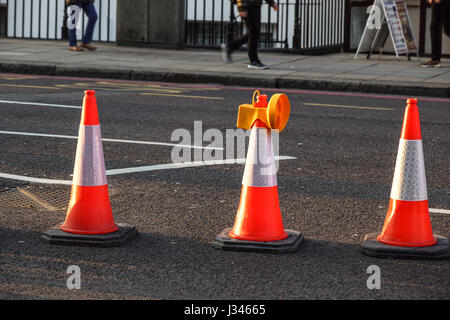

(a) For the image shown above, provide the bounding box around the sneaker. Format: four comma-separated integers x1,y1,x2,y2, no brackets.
421,59,440,68
248,60,269,70
221,43,232,63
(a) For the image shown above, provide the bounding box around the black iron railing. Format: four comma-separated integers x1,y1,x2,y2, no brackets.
184,0,346,53
0,2,7,37
0,0,115,42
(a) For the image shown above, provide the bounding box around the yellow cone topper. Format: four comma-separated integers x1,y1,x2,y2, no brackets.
236,90,290,132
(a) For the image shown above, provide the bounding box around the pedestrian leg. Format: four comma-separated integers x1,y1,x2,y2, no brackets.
80,2,98,51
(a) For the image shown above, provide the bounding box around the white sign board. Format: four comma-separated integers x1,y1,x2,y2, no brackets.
355,0,418,60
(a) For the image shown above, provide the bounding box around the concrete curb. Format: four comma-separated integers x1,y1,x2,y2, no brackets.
1,62,449,98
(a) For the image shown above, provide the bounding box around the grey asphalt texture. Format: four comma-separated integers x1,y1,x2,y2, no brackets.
0,74,448,300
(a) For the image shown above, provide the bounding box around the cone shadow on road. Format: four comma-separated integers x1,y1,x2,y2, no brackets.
111,167,450,208
1,226,449,299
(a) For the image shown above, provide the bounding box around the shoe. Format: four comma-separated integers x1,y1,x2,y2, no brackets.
221,43,232,63
80,43,97,51
421,59,440,68
69,46,84,52
248,60,269,70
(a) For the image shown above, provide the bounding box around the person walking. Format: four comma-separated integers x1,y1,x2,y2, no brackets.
66,0,98,52
221,0,278,69
421,0,450,67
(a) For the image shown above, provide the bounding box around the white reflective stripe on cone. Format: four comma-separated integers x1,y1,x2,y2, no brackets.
242,127,277,187
390,139,428,201
72,124,107,186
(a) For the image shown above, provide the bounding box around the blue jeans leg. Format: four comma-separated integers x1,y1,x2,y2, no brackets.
81,3,98,44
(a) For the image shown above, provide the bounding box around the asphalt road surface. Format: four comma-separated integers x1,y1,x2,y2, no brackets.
0,73,448,301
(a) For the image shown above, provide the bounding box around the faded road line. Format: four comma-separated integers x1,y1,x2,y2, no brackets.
140,93,224,100
0,130,222,150
0,84,61,90
0,100,80,109
304,102,394,111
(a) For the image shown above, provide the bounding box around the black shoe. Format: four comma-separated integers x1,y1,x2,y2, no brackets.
248,60,269,70
221,44,232,63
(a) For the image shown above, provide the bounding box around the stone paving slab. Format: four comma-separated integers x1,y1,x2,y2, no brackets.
0,39,449,97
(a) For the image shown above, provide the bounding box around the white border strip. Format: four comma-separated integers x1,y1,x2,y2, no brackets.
0,130,222,150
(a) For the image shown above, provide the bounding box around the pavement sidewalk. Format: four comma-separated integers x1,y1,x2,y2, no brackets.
0,38,449,97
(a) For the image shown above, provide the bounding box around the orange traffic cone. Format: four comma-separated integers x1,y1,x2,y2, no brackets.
361,98,449,259
229,119,288,242
41,90,137,247
211,91,303,253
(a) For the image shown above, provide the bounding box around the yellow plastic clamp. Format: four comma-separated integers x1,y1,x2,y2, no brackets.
236,90,290,132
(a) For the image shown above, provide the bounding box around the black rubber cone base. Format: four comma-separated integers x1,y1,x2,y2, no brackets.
41,223,138,247
210,228,304,254
360,233,450,260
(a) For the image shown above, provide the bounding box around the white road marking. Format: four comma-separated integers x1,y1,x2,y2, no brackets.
429,208,450,215
0,130,222,150
0,161,447,218
105,156,296,176
0,156,296,185
0,100,81,109
0,173,72,185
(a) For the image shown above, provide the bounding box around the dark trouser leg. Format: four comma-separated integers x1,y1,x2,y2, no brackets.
228,5,261,63
81,2,98,44
228,33,249,51
444,5,450,38
245,5,261,62
430,5,443,61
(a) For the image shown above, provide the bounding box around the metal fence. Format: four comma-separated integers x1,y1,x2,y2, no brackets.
1,0,346,52
184,0,346,52
0,0,116,42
